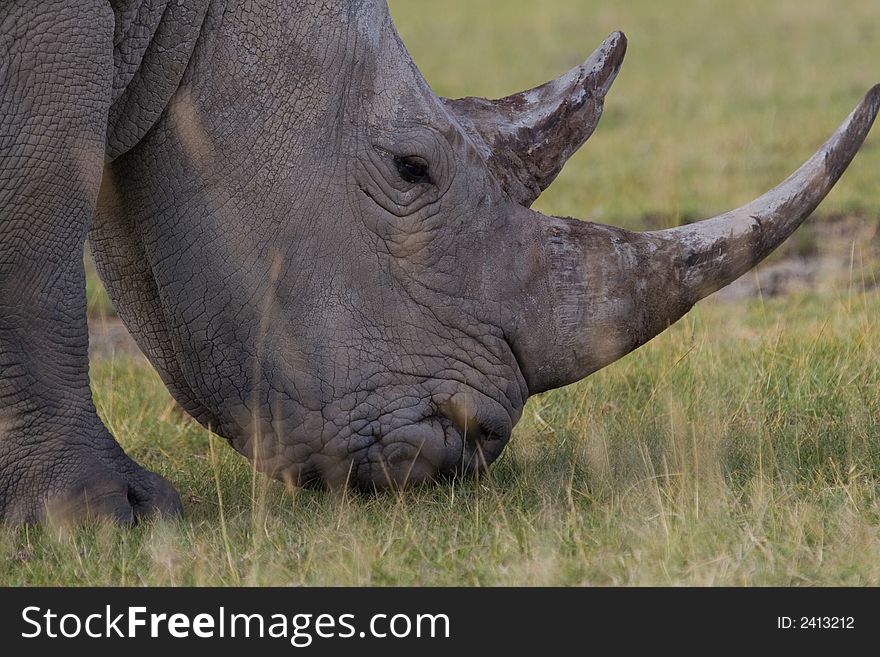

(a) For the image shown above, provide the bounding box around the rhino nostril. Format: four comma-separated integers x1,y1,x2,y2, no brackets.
459,417,498,447
438,393,512,472
441,395,509,438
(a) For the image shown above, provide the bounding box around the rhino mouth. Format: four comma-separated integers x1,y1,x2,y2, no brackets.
345,398,514,491
262,389,514,492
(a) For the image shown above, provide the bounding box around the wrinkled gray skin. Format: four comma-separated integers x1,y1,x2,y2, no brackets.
1,0,877,524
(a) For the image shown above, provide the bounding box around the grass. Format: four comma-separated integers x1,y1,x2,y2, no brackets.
5,0,880,584
3,290,879,585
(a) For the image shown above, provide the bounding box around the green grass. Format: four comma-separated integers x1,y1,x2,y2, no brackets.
8,0,880,585
3,290,879,585
85,247,116,319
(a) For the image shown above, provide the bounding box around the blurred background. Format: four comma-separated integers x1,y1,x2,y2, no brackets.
392,0,880,226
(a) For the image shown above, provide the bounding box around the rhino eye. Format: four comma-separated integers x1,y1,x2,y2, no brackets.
394,155,431,184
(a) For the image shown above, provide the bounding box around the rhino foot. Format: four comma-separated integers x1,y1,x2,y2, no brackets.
0,433,182,527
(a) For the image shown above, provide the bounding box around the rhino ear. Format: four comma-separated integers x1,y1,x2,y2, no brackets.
444,32,626,207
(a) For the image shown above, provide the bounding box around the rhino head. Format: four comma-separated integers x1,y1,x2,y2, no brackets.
93,0,879,491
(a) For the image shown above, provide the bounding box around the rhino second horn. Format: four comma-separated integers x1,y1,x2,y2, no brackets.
445,31,627,207
514,84,880,394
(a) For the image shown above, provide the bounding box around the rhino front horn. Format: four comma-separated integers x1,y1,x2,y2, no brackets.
510,84,880,394
445,31,627,207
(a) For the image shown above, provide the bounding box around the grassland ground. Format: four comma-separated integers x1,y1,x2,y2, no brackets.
5,274,879,585
3,0,880,585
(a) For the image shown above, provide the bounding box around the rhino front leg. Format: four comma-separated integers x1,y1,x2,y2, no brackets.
0,0,181,524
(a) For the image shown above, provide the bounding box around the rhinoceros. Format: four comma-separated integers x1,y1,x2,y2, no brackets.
0,0,877,524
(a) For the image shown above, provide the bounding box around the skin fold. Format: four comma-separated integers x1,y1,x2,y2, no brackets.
0,0,876,524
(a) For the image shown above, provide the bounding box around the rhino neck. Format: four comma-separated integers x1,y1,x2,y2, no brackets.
93,0,397,433
165,0,397,162
105,0,214,160
106,0,353,160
